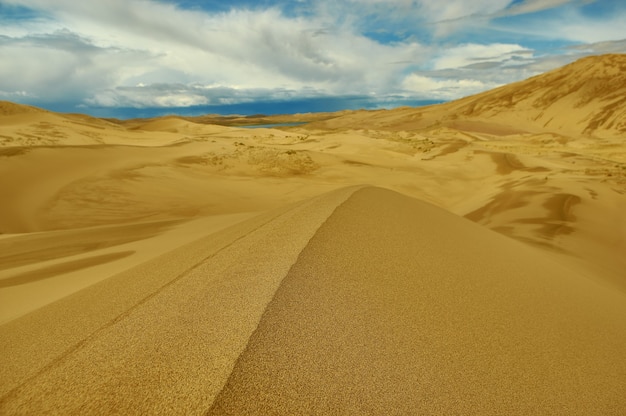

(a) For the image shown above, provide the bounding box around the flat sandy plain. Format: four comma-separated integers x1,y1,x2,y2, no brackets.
1,54,625,414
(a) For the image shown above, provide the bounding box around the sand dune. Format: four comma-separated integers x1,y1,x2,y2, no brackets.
116,110,347,128
1,54,625,414
1,187,625,414
0,213,258,324
0,101,192,147
210,187,626,415
127,116,234,135
0,186,359,413
311,54,626,139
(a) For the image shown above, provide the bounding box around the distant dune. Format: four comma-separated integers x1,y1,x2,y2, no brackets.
312,54,626,139
1,54,625,414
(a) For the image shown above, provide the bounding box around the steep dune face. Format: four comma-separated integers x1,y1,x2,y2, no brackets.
287,55,626,285
0,101,48,117
209,187,626,415
2,187,625,414
445,54,626,138
312,54,626,138
1,54,625,414
0,187,361,413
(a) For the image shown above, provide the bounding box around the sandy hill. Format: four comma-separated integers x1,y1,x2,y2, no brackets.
0,101,126,147
0,101,49,117
181,110,354,127
0,105,205,147
1,55,625,414
1,187,625,414
125,116,234,135
112,110,353,129
312,54,626,138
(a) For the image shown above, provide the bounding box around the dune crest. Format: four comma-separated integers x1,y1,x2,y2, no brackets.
2,187,625,414
0,101,48,117
0,186,360,413
210,187,626,414
312,54,626,139
1,54,625,414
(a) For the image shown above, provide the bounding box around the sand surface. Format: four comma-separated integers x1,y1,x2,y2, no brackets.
1,54,625,414
210,187,626,415
0,186,359,413
1,186,625,414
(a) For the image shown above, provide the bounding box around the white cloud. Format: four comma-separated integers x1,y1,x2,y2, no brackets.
402,73,502,99
548,12,626,43
0,1,432,107
488,2,626,44
417,0,513,21
0,0,625,111
87,86,210,108
498,0,587,17
0,29,160,103
432,43,529,69
85,83,337,108
567,38,626,54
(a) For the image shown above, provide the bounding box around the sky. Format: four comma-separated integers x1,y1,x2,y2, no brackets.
1,0,625,118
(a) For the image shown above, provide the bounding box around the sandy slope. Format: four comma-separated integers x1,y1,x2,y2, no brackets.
0,213,258,324
1,187,625,414
1,54,625,414
7,119,623,288
311,54,626,139
210,187,626,415
0,101,196,147
0,186,359,413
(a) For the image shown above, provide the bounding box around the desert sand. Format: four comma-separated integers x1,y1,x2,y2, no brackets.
0,54,625,414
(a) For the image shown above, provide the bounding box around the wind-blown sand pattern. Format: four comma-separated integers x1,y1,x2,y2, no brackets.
1,54,625,414
210,187,626,415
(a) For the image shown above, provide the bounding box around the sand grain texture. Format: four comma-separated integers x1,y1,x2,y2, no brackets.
3,187,624,414
0,187,360,414
208,187,626,415
1,54,626,415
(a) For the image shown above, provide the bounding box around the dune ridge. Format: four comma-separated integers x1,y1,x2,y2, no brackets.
1,54,625,414
310,54,626,138
208,187,626,415
0,186,360,414
2,187,625,414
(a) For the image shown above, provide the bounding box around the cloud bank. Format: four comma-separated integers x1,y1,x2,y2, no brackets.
0,0,625,116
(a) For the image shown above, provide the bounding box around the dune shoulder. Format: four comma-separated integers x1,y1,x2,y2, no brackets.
1,186,625,414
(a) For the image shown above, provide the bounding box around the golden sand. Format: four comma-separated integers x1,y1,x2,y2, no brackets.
1,54,625,414
210,187,626,414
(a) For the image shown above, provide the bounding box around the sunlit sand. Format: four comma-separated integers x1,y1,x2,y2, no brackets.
1,54,625,414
